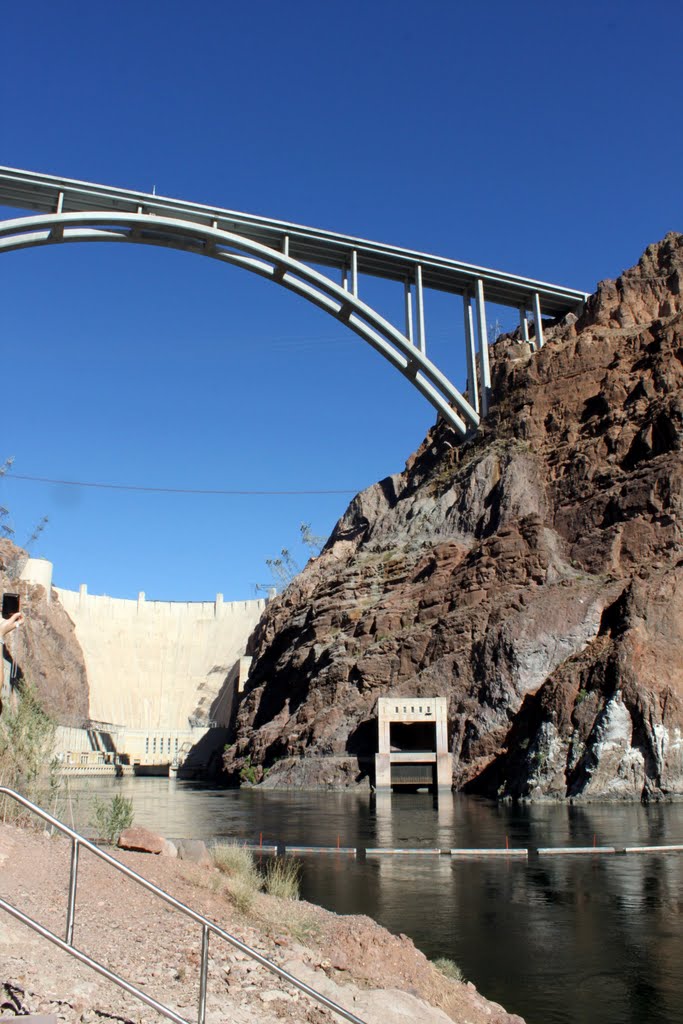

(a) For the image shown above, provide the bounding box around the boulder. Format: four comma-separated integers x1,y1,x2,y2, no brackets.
117,826,165,854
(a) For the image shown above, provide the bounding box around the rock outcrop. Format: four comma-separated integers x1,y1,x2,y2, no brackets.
0,540,89,725
225,232,683,801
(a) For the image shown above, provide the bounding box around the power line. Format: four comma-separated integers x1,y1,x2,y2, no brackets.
6,473,357,497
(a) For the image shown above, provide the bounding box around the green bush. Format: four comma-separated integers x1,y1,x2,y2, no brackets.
0,683,60,825
90,794,134,843
239,755,258,785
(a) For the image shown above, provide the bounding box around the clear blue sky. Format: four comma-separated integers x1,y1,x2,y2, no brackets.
1,0,681,600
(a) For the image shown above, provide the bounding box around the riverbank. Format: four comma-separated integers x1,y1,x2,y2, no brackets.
0,822,523,1024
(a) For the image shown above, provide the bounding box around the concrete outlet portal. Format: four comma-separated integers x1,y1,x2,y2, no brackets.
375,697,452,792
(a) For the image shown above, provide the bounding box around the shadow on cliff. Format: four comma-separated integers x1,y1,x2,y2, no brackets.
178,660,249,780
178,727,231,780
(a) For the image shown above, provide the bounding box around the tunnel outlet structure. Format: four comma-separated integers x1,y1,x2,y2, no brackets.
375,696,452,792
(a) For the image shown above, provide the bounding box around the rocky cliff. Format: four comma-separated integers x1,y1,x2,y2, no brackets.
0,540,89,725
225,232,683,801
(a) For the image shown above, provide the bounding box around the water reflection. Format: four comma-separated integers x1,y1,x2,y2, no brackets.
67,779,683,1024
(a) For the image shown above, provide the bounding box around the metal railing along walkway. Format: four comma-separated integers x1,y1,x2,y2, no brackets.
0,787,367,1024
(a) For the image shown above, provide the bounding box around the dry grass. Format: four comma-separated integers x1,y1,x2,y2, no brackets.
211,842,262,914
226,875,259,914
212,842,260,883
284,907,321,944
263,856,301,901
432,957,464,983
208,844,303,918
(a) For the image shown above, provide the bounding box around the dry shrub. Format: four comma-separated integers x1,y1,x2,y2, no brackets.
211,842,262,914
226,875,260,914
212,842,260,885
263,856,301,901
432,957,464,983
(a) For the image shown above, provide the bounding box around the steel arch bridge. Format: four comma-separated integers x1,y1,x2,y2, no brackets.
0,167,588,436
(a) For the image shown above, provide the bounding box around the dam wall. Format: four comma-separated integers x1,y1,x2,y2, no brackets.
54,584,266,759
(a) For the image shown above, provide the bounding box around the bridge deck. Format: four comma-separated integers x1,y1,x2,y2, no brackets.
0,166,587,316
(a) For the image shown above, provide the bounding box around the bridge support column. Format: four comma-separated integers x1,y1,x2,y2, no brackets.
519,304,530,343
532,291,544,349
463,294,479,414
415,264,426,355
404,280,414,344
475,278,491,416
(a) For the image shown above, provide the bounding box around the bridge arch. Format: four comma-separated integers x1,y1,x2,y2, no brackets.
0,211,479,435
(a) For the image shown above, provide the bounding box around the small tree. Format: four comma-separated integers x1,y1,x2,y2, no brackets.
265,548,299,590
265,522,325,592
90,794,134,844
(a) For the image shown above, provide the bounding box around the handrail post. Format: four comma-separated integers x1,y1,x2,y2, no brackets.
66,837,80,945
198,923,209,1024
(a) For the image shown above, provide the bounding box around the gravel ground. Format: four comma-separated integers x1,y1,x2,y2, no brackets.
0,823,524,1024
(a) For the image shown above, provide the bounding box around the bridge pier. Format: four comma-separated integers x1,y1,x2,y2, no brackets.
415,264,426,355
463,293,479,414
404,279,414,344
475,278,492,416
519,304,530,343
532,291,545,349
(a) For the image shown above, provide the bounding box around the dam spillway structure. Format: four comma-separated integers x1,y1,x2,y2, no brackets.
53,580,266,776
375,697,451,793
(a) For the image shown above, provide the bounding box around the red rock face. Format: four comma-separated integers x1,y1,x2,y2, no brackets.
0,539,89,726
225,232,683,801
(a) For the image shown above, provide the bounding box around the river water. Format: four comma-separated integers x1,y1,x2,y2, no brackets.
67,778,683,1024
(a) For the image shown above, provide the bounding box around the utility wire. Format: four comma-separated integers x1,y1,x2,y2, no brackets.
6,473,357,497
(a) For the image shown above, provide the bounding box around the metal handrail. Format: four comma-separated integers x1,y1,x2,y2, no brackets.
0,787,367,1024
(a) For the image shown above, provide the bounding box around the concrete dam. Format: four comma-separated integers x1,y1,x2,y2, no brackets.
20,559,268,774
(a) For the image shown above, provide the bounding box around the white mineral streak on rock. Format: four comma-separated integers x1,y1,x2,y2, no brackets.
529,722,566,787
583,695,644,797
653,723,683,793
653,722,668,774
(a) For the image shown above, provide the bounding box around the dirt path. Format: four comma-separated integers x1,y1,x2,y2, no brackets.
0,824,524,1024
